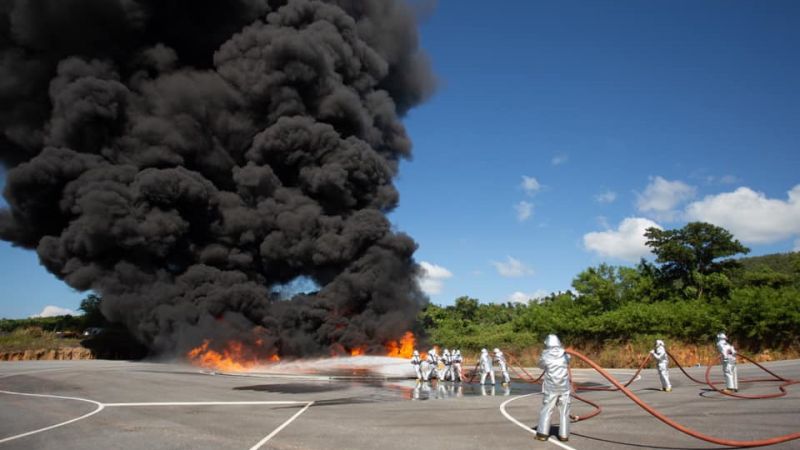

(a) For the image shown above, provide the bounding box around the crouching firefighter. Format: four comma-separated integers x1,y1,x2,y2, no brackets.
536,334,571,443
649,339,672,392
716,333,738,392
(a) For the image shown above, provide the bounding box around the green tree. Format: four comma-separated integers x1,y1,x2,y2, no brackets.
571,264,652,311
79,294,106,327
644,222,749,299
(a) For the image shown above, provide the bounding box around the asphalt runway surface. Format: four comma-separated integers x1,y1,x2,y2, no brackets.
1,359,798,449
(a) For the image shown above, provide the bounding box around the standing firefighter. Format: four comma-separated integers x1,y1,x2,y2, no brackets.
716,333,738,392
479,348,496,385
452,349,464,382
536,334,571,442
494,348,511,385
410,350,422,381
649,339,672,392
424,348,439,381
441,349,453,381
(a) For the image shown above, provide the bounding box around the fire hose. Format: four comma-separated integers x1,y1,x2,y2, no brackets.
664,350,800,400
565,348,800,447
576,352,652,391
504,352,602,421
500,349,798,446
467,347,799,445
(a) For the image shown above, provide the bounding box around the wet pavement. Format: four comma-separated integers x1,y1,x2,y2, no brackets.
1,359,798,450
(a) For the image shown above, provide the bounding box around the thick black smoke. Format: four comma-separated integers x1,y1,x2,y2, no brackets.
0,0,434,357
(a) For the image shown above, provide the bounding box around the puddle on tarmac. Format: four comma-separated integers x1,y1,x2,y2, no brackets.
233,383,349,394
388,380,542,400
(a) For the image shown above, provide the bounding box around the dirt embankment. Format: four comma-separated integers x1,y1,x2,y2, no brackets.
505,342,800,368
0,347,94,361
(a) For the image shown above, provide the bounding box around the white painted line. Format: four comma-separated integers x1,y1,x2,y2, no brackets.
0,385,315,449
103,401,307,407
499,393,578,450
0,390,105,445
249,401,314,450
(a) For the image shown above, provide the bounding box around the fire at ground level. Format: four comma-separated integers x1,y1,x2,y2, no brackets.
1,359,798,450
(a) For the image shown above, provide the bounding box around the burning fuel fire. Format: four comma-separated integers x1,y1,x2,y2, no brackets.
385,331,416,358
187,339,279,372
187,331,418,372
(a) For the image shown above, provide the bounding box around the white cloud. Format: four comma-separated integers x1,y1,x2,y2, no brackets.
520,176,541,196
34,306,78,318
685,185,800,244
583,217,662,262
417,261,453,295
794,239,800,252
515,201,533,222
508,290,549,304
551,153,569,166
636,176,696,220
492,256,535,278
594,190,617,204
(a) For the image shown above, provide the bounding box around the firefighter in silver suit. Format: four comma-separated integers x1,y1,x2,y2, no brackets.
441,348,453,381
493,348,511,384
716,333,738,392
452,349,463,382
536,334,571,442
479,348,496,385
410,350,422,381
649,339,672,392
424,348,438,381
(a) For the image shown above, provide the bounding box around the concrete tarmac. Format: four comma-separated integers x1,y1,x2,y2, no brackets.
1,359,798,449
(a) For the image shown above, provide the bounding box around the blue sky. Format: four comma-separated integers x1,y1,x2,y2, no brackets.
2,1,799,317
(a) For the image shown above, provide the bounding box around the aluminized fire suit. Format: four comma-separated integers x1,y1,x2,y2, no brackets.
479,348,496,385
410,350,422,381
452,349,463,382
716,333,738,391
536,335,571,442
649,340,671,392
441,349,453,381
494,348,511,384
424,348,438,381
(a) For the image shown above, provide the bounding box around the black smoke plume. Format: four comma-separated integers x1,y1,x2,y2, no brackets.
0,0,435,358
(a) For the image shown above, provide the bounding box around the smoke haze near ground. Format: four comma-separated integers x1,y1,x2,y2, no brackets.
0,0,434,357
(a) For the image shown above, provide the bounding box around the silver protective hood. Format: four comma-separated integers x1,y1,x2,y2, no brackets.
544,334,562,348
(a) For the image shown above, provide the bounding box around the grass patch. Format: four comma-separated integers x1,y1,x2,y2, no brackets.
0,327,83,352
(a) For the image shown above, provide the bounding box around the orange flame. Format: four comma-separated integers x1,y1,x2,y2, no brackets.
187,339,279,372
350,347,366,356
385,331,416,358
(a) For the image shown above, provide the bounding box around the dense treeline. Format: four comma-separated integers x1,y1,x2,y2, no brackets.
421,224,800,355
3,223,798,359
0,294,104,334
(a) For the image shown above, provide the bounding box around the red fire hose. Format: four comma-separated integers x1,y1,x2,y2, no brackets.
577,352,652,391
475,347,798,446
506,352,544,383
566,348,800,447
505,351,601,421
665,350,799,399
